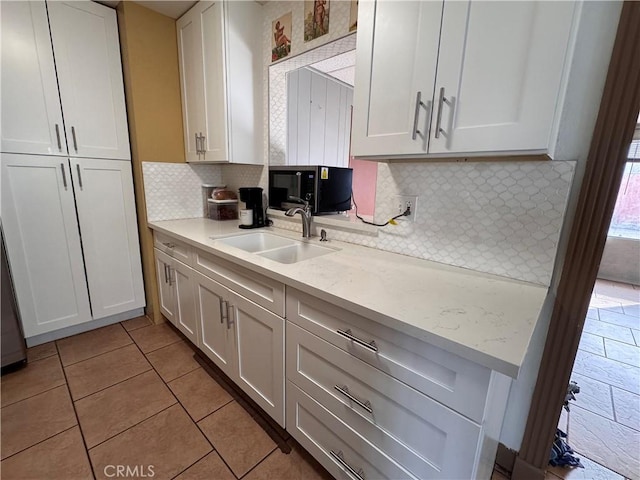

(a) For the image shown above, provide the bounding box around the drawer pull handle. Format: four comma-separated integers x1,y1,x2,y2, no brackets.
162,242,175,249
336,329,378,352
329,450,365,480
334,385,373,413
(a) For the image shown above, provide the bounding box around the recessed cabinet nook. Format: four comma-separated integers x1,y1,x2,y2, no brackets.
1,1,144,342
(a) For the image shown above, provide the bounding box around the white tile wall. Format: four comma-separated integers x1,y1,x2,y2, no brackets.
142,162,223,221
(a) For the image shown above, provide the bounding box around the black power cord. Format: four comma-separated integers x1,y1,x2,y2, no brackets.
351,191,411,227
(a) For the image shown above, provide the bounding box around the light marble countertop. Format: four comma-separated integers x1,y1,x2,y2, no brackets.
148,217,549,378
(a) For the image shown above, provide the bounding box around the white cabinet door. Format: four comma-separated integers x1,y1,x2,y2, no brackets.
1,154,91,337
155,249,176,324
193,271,235,379
171,259,198,344
352,0,443,157
231,291,285,427
71,159,144,320
47,1,130,160
1,2,66,156
177,1,228,163
430,1,576,154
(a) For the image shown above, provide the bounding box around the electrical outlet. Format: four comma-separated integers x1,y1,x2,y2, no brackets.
392,195,418,222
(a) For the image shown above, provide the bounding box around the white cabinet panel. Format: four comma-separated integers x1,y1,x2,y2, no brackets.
1,154,91,336
430,1,576,154
352,0,443,156
193,270,235,379
1,1,66,156
155,249,176,325
71,159,144,320
172,259,198,344
231,291,285,427
48,1,130,160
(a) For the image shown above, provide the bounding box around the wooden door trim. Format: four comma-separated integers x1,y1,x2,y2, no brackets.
513,2,640,478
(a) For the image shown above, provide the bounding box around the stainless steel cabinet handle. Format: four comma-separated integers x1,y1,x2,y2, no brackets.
167,266,173,286
195,133,200,155
55,124,62,151
220,299,228,325
76,164,83,189
200,133,205,160
412,91,422,140
71,126,78,152
421,100,432,151
334,385,373,413
162,242,175,249
163,263,169,283
336,328,378,352
435,87,453,139
60,163,68,190
329,450,365,480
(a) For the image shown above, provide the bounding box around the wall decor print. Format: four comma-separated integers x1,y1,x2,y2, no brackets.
272,12,292,62
304,0,329,42
349,0,358,32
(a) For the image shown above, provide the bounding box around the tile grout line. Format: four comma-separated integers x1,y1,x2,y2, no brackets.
571,369,640,397
56,324,134,368
236,446,279,480
69,364,154,402
0,380,67,409
0,425,79,464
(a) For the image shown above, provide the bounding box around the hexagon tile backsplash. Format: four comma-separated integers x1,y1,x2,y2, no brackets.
144,160,575,286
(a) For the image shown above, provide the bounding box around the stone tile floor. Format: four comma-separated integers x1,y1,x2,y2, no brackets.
557,280,640,480
1,318,332,480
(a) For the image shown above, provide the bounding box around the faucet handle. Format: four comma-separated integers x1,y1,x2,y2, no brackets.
288,195,310,207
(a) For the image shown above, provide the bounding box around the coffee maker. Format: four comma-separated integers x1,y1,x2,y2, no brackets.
238,187,265,229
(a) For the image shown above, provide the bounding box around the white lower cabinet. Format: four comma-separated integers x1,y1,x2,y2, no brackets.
2,153,144,339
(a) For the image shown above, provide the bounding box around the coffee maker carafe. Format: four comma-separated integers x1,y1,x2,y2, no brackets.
238,187,265,229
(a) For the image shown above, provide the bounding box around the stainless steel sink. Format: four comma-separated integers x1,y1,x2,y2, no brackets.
215,232,296,252
257,243,335,264
214,232,337,264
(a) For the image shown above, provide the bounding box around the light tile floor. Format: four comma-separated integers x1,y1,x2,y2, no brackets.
556,280,640,480
0,318,332,480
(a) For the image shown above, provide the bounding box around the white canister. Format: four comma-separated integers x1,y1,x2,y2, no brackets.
240,209,253,226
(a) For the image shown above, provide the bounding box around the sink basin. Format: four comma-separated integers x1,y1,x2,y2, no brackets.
257,243,335,264
216,232,296,252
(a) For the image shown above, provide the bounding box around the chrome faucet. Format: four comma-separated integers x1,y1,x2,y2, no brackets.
285,196,313,238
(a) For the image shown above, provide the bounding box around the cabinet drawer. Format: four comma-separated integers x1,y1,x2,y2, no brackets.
194,249,285,316
287,381,417,480
154,232,193,266
287,289,491,421
287,322,481,480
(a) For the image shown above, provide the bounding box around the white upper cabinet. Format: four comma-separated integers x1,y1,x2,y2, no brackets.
48,1,131,160
352,0,443,157
70,158,145,320
177,0,263,164
1,2,67,156
352,0,577,159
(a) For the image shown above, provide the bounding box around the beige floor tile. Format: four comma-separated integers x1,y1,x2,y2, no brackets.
0,355,65,407
570,373,614,420
612,386,640,431
121,316,153,332
1,386,77,460
198,401,276,478
604,338,640,367
146,341,200,382
245,442,332,480
573,350,640,395
128,322,182,353
582,318,635,345
89,404,211,480
26,342,57,362
578,332,606,356
570,406,640,479
56,323,132,366
1,427,93,480
65,344,151,400
75,370,177,448
174,452,235,480
168,368,232,421
549,455,624,480
599,309,640,331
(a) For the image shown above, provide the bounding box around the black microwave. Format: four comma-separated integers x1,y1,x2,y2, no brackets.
268,166,353,215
